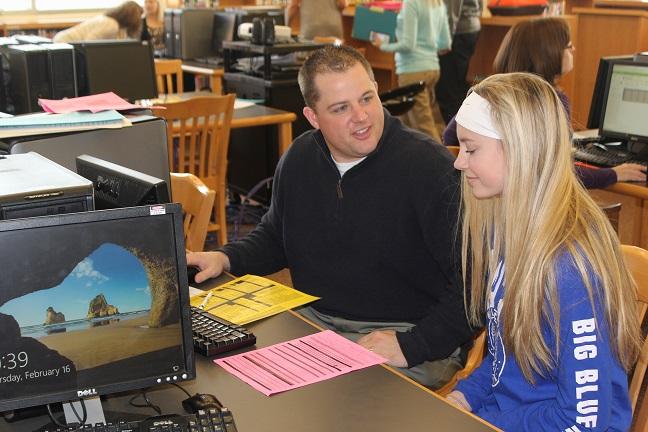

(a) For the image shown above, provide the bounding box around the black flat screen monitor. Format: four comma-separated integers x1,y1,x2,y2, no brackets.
587,55,633,130
212,12,237,56
76,155,170,210
0,203,195,413
600,61,648,148
587,56,632,129
73,40,157,101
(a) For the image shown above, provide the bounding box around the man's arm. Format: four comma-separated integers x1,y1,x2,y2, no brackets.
398,154,473,366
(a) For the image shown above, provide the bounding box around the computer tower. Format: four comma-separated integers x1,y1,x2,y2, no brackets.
0,115,172,198
164,9,175,58
42,43,77,100
8,44,51,114
166,8,217,60
0,37,18,114
0,152,94,220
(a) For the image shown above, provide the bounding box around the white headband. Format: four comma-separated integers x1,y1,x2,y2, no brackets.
455,91,502,140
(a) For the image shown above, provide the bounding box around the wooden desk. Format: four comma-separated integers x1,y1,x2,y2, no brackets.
590,181,648,248
180,61,225,96
155,92,297,156
0,308,497,432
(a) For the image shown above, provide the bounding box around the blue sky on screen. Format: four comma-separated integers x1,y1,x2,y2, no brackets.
0,243,151,327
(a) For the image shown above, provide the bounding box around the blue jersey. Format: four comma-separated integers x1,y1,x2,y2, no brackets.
455,254,632,431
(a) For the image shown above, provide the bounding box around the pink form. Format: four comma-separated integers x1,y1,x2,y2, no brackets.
215,330,387,396
38,92,142,113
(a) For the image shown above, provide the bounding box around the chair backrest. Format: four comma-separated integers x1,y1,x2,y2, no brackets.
170,172,215,252
622,245,648,431
447,145,459,157
158,94,235,193
379,81,425,117
154,59,184,95
436,330,486,396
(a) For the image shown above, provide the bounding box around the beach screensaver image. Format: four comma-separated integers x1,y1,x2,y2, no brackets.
0,243,183,374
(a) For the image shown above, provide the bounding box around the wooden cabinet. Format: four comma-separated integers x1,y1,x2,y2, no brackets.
571,7,648,128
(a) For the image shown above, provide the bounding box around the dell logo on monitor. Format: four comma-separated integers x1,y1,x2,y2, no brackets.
77,388,98,398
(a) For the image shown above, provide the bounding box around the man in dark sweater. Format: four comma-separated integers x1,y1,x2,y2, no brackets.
187,46,473,388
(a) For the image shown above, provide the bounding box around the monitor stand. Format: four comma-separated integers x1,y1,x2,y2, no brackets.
63,397,105,425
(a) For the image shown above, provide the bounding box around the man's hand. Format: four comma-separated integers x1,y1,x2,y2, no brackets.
356,330,407,367
446,391,472,411
612,163,647,183
186,251,231,283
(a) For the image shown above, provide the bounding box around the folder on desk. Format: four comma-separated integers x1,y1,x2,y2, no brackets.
352,5,398,42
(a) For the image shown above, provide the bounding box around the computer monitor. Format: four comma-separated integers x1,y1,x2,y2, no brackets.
0,203,195,417
76,155,170,210
587,55,633,130
599,61,648,150
212,12,237,57
73,40,157,101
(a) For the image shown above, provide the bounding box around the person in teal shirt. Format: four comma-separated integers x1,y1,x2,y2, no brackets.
373,0,451,142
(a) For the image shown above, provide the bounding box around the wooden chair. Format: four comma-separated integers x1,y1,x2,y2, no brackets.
435,331,487,396
170,173,215,252
158,94,236,247
621,245,648,431
154,59,183,95
446,145,459,157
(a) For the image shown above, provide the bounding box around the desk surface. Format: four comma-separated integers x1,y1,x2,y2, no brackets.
0,309,497,432
122,311,497,432
154,92,296,126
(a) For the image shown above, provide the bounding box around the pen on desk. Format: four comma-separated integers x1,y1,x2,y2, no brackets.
198,292,213,309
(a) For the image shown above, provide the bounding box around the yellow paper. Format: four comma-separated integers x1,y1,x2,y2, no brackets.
189,275,319,325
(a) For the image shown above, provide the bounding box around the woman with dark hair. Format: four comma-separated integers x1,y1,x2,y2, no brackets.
54,1,143,43
442,17,646,188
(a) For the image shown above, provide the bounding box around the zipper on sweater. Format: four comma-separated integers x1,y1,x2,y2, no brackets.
336,180,343,199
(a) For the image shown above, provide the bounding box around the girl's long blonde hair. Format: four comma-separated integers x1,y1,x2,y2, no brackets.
460,72,641,382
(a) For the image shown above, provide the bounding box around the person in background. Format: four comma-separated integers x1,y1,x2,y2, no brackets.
53,1,143,43
435,0,482,124
373,0,451,143
443,17,646,188
286,0,346,40
187,45,473,389
447,72,640,431
141,0,165,52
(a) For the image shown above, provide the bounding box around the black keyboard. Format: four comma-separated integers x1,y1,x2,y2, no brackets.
190,307,256,357
574,145,647,168
43,409,237,432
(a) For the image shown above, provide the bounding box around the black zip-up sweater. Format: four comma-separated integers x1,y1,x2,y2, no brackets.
222,109,473,367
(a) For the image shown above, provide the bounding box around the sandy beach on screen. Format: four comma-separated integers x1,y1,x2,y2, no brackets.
34,315,181,370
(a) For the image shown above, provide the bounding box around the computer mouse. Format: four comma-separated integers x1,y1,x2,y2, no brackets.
182,393,223,413
186,265,201,284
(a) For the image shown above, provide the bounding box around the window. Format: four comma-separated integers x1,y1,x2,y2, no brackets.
0,0,31,11
35,0,125,11
0,0,142,13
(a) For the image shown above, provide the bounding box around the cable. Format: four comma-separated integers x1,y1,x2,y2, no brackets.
170,382,192,398
69,399,87,425
128,390,162,415
46,404,67,428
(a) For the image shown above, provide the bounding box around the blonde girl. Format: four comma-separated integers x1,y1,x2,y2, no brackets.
447,72,641,431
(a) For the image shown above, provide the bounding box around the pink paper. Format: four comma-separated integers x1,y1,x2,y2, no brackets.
39,92,142,113
215,330,387,396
